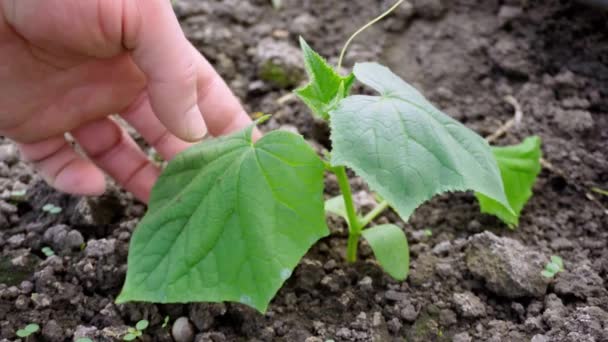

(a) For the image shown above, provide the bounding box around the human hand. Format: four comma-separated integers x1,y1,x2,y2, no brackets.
0,0,253,202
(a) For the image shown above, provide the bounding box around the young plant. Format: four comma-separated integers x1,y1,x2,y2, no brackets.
16,323,39,338
123,320,149,341
118,1,538,313
541,255,564,279
41,246,55,257
76,338,93,342
9,189,27,202
42,203,62,214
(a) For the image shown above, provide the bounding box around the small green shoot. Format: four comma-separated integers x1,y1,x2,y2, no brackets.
271,0,281,9
42,203,62,214
423,229,433,237
76,338,93,342
541,255,564,279
162,316,170,329
16,323,39,337
10,189,27,201
41,246,55,257
123,319,149,340
591,187,608,197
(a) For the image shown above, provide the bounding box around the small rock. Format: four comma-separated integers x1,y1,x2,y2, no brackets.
73,325,98,339
498,5,523,23
336,327,352,339
542,294,566,328
385,290,409,302
65,230,84,250
323,259,338,271
412,0,446,19
554,263,606,299
0,144,18,165
14,295,29,310
531,335,549,342
304,337,323,342
452,292,486,318
189,303,226,331
549,237,574,250
358,276,373,291
31,292,52,308
439,309,457,326
432,240,452,255
7,234,25,247
452,332,472,342
400,303,419,322
554,109,594,133
525,316,543,331
465,232,548,298
0,200,17,214
291,13,318,36
84,239,117,257
44,224,83,251
256,38,304,88
42,320,64,342
172,317,195,342
194,332,227,342
386,317,402,334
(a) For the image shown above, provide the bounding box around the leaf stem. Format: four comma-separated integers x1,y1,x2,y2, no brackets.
359,200,390,228
332,166,361,262
337,0,404,70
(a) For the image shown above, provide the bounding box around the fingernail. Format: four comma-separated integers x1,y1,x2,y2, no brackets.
184,104,207,141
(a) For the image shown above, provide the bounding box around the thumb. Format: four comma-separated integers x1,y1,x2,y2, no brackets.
124,0,207,142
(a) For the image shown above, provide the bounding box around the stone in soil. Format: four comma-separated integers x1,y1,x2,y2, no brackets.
172,317,195,342
452,291,487,318
465,232,548,298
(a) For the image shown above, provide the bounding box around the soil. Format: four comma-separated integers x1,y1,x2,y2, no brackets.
1,0,607,341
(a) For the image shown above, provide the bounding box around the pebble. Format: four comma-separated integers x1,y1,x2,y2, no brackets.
41,319,64,342
432,240,452,255
172,317,195,342
400,303,418,322
452,332,473,342
554,262,606,299
84,238,117,257
384,290,409,302
465,232,548,298
358,276,373,291
453,292,487,318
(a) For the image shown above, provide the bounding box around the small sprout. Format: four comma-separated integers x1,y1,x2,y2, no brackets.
271,0,281,9
10,189,27,201
542,255,564,279
162,316,170,329
76,338,93,342
423,229,433,237
41,246,55,257
42,203,62,214
135,320,149,331
123,319,148,340
16,323,40,337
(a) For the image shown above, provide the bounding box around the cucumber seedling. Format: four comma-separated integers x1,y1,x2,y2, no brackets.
117,1,540,312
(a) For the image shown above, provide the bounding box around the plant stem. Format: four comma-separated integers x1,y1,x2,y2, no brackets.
337,0,404,69
359,200,390,228
332,166,361,262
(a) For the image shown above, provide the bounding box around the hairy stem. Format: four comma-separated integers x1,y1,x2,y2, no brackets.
332,166,361,262
337,0,404,70
359,200,390,228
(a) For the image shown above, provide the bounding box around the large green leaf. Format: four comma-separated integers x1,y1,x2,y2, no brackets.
361,224,409,280
117,124,328,312
295,37,355,120
476,136,542,227
330,63,512,221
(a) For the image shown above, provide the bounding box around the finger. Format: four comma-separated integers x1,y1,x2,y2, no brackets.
71,117,160,202
126,0,207,142
121,93,192,161
191,47,257,138
17,136,106,196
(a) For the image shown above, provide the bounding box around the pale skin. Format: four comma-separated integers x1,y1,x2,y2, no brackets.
0,0,254,202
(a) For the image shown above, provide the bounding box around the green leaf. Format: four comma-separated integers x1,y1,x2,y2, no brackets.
330,63,511,221
295,37,355,120
24,324,39,334
324,195,348,220
361,224,409,280
117,124,328,313
545,262,561,274
541,270,555,279
123,333,137,341
475,136,542,227
76,338,93,342
16,330,29,338
135,320,149,331
551,255,563,269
